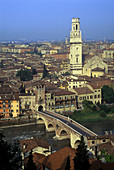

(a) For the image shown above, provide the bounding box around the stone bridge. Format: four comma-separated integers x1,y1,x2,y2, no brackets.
36,110,98,148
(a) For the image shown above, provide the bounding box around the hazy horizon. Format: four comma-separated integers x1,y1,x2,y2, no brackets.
0,0,114,41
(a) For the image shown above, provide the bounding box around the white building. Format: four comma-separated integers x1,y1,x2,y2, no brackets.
69,18,82,75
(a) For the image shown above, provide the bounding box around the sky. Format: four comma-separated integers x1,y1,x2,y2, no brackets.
0,0,114,41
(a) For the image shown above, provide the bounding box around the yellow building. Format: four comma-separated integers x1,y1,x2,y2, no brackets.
61,60,70,70
10,99,20,117
67,77,87,89
69,83,102,109
103,49,114,59
46,89,76,113
50,49,58,55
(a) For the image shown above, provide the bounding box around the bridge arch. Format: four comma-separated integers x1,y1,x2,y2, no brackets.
38,105,43,111
48,123,54,128
60,130,68,136
74,140,80,148
37,117,44,122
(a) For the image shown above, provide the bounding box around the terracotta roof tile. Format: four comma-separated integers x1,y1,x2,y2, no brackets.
38,146,76,170
74,87,94,95
20,138,50,153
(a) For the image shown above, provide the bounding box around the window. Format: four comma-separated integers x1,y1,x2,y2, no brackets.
16,110,18,112
94,95,97,99
92,141,95,144
76,58,78,63
98,95,100,98
11,110,14,112
76,24,78,30
79,97,82,100
103,139,106,143
83,96,86,100
90,95,93,99
87,96,89,99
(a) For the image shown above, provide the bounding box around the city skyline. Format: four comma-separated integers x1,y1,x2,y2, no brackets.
0,0,114,41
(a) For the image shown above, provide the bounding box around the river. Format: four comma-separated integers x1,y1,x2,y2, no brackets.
1,121,114,151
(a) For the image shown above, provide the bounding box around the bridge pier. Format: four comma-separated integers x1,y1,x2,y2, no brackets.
36,111,97,150
53,134,70,141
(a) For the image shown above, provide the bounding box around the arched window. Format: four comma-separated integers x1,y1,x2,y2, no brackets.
76,24,78,30
76,58,78,63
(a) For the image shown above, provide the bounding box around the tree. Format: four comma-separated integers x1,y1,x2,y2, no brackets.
82,100,97,113
25,150,37,170
99,110,107,117
42,64,49,78
0,131,22,170
0,60,4,68
73,136,90,170
102,85,114,103
32,68,37,75
16,69,33,81
65,155,70,170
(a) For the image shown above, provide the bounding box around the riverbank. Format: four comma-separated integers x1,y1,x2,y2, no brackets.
0,117,36,128
68,111,114,122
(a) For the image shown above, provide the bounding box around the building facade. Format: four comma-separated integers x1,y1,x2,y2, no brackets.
45,89,76,113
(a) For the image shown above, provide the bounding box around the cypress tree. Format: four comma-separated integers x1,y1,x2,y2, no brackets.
73,136,90,170
25,150,37,170
65,155,71,170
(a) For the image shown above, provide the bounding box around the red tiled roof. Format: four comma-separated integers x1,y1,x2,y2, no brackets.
38,146,76,170
20,138,50,153
52,89,75,96
98,141,114,155
90,160,114,170
74,87,94,95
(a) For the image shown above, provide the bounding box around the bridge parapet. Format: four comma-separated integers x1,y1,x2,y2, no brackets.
36,111,97,149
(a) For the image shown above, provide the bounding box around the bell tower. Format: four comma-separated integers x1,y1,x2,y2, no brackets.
69,18,82,75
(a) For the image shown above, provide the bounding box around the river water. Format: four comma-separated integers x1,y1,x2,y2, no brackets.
1,121,114,151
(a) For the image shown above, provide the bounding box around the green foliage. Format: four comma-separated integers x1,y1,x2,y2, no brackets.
32,68,37,75
73,136,90,170
0,131,22,170
99,110,107,117
64,71,70,75
82,100,97,113
25,150,37,170
99,150,114,163
65,156,70,170
110,106,114,113
102,85,114,103
0,60,4,68
42,64,49,78
54,75,58,79
16,69,33,81
98,104,110,113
